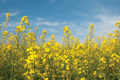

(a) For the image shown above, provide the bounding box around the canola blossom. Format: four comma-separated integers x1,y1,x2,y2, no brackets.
0,12,120,80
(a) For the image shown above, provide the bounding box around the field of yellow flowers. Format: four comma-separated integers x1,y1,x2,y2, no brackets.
0,12,120,80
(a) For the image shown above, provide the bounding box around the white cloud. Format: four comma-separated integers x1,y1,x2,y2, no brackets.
70,24,76,27
74,27,88,32
47,28,59,32
93,15,120,38
75,32,86,36
61,21,73,24
68,22,74,24
1,0,15,3
61,22,66,25
58,13,61,15
8,29,15,31
60,14,120,44
49,0,55,3
1,0,6,3
70,0,120,42
43,28,46,30
10,12,20,16
1,21,20,28
0,11,20,17
73,15,120,43
36,18,44,20
36,21,59,26
54,35,63,43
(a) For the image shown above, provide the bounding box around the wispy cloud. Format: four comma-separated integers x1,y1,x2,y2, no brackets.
58,13,61,15
0,11,20,17
10,11,20,16
75,32,87,36
49,0,55,3
70,0,120,42
61,22,66,25
73,14,120,39
35,21,59,26
36,18,44,20
1,21,20,28
1,0,15,3
1,0,6,3
8,21,20,28
58,14,120,44
60,21,74,25
46,28,59,32
8,29,15,31
93,15,120,37
70,24,77,27
74,27,87,32
53,35,63,43
72,15,120,37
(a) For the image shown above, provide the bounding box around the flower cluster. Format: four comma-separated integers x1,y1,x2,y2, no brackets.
1,12,120,80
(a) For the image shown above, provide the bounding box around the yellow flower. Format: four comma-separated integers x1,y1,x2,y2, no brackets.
115,23,118,27
0,24,1,28
91,24,94,27
45,48,50,52
23,16,28,19
25,18,29,21
108,32,112,36
21,16,28,23
99,75,102,78
16,26,22,29
49,54,52,58
79,68,82,70
42,30,47,34
21,17,25,22
6,12,10,16
25,20,28,24
111,53,116,58
9,33,13,36
78,71,81,74
44,78,48,80
25,59,32,65
99,57,105,62
81,77,87,80
114,29,118,32
62,37,65,40
63,26,69,31
22,25,25,30
89,26,91,28
29,69,35,74
93,71,97,75
51,34,54,38
66,65,69,70
2,31,9,36
27,47,33,52
117,21,120,24
27,76,32,80
27,27,30,31
20,22,22,25
39,35,44,39
27,23,30,26
35,27,38,30
70,36,74,40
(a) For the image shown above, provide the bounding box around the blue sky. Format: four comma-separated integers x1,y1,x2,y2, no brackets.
0,0,120,44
